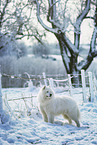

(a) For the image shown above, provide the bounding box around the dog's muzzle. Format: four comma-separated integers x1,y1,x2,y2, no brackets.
46,93,52,98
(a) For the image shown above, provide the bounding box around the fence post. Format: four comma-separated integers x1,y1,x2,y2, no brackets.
0,65,3,114
93,75,97,101
88,72,94,102
42,72,47,86
49,78,54,89
81,70,87,103
68,74,72,97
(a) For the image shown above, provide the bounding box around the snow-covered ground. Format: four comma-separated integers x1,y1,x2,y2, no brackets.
0,87,97,145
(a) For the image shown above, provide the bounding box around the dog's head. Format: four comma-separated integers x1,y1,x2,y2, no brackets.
41,86,54,100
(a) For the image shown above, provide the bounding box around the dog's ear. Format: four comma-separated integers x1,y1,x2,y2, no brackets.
43,85,46,90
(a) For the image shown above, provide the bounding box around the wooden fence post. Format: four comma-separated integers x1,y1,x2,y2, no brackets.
81,70,87,103
42,72,47,86
68,74,72,97
0,65,3,113
88,72,94,102
49,78,54,89
93,75,97,101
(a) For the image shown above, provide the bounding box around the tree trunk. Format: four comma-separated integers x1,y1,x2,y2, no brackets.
55,32,81,87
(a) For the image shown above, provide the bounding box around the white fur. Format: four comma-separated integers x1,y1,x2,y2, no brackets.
37,86,80,127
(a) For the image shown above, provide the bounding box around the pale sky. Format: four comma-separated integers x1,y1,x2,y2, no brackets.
80,20,94,44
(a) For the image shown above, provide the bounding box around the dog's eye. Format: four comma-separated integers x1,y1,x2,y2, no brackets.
46,91,49,93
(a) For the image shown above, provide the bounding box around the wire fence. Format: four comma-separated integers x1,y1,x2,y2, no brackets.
0,68,97,118
1,70,97,101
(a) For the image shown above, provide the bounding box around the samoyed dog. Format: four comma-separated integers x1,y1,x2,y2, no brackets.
37,86,80,127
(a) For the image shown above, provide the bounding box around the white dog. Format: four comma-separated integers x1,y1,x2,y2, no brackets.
37,86,80,127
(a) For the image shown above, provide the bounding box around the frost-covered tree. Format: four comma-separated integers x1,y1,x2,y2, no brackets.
35,0,97,85
0,0,46,54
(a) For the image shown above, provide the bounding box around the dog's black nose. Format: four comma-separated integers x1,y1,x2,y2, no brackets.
50,94,52,97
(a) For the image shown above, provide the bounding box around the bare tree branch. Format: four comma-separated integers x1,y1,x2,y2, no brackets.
77,49,97,71
35,0,58,33
74,0,91,50
0,0,10,27
76,0,91,27
90,27,97,51
85,16,94,20
77,25,97,71
63,35,79,55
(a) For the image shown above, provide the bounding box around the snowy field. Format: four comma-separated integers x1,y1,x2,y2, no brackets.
0,87,97,145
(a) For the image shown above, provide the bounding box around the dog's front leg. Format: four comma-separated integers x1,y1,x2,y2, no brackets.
48,114,54,124
40,106,48,122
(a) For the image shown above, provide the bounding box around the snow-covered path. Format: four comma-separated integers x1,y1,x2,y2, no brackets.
0,88,97,145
